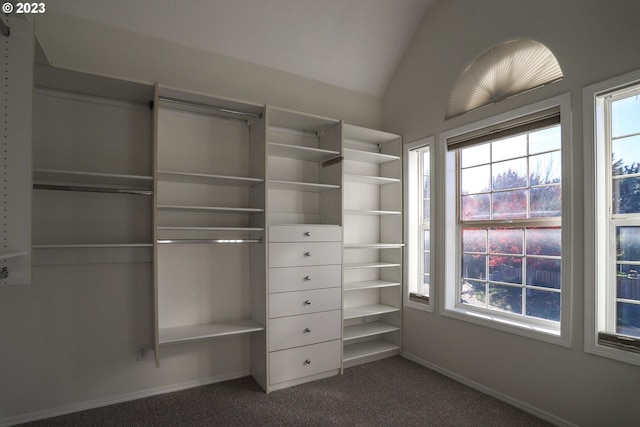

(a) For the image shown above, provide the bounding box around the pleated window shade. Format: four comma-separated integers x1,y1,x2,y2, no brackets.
446,106,560,152
446,39,563,119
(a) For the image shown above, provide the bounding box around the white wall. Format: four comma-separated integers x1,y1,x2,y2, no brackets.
1,11,383,425
383,1,640,426
34,11,382,129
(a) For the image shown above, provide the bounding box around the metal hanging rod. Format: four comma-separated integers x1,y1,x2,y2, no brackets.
33,183,153,196
157,239,262,244
158,96,262,119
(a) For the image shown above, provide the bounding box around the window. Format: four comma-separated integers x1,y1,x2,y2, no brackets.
405,137,433,311
442,95,572,345
585,70,640,365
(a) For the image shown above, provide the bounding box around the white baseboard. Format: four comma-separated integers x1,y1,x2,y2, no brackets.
1,370,250,427
401,352,576,427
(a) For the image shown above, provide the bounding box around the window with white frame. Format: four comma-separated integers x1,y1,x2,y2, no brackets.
585,71,640,364
405,138,433,311
442,95,571,344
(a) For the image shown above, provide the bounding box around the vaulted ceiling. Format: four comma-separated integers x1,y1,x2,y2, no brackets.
45,0,437,97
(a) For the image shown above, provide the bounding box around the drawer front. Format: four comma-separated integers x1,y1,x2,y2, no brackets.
269,225,342,243
269,288,341,318
269,310,342,352
269,242,342,268
269,340,341,385
269,265,341,293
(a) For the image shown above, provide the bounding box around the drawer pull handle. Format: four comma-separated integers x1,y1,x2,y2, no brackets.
304,328,311,333
304,232,311,237
304,300,311,305
304,276,312,281
304,251,311,257
304,359,311,365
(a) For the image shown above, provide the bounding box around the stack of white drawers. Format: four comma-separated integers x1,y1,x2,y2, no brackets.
267,225,343,388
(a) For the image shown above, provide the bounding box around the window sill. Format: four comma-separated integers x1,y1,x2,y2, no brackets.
585,336,640,367
442,305,570,347
404,299,434,313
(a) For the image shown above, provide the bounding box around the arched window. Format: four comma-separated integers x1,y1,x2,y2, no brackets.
446,39,563,119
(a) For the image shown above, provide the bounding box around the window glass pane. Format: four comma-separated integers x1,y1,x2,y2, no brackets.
462,254,486,280
461,194,491,221
611,135,640,176
461,144,490,168
492,190,527,219
424,252,431,275
461,165,490,195
526,227,561,256
612,176,640,214
526,289,560,321
530,151,561,185
530,186,561,217
616,302,640,338
492,158,527,190
488,284,522,314
491,134,527,162
461,279,486,307
423,198,430,221
423,175,431,198
611,95,640,138
526,258,561,289
489,256,523,284
462,229,487,253
617,273,640,301
616,226,640,261
489,228,523,254
529,125,561,154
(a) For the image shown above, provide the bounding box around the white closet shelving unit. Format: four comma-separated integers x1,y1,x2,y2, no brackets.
32,65,154,266
342,124,403,367
256,107,343,392
153,86,266,366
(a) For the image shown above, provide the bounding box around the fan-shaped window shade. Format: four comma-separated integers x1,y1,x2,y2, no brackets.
446,39,563,119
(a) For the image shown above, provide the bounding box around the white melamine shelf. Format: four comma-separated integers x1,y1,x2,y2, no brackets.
344,209,401,216
344,174,400,185
343,339,400,362
343,322,400,341
343,280,401,291
33,243,153,249
344,262,401,270
343,304,400,320
157,226,264,232
33,168,152,187
157,170,263,186
268,142,340,162
0,251,26,261
158,205,264,214
159,319,265,345
343,148,399,164
268,180,340,193
344,243,404,249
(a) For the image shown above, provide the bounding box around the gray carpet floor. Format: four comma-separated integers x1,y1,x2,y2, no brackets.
21,357,552,426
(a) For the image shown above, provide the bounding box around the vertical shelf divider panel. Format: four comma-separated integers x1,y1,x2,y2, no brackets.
153,86,266,375
342,124,403,367
264,107,343,392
